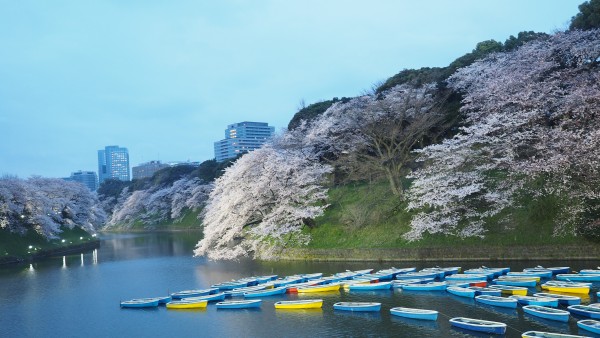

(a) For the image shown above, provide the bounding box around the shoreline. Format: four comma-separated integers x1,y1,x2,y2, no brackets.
278,244,600,262
0,240,100,266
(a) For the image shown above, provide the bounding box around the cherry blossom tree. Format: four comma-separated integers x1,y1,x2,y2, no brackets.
406,29,600,240
194,141,332,260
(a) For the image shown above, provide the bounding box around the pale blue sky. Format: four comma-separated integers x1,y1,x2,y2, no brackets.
0,0,582,178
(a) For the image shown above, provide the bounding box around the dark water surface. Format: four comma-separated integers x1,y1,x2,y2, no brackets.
1,232,599,338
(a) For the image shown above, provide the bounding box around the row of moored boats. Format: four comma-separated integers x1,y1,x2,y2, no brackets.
119,265,600,337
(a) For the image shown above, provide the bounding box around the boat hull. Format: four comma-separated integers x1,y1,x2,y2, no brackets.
475,295,517,308
522,305,570,322
274,300,323,309
390,307,438,320
333,302,381,312
166,299,208,309
568,305,600,319
449,317,506,334
577,319,600,334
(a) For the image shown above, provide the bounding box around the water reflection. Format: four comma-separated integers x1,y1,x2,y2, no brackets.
390,315,439,331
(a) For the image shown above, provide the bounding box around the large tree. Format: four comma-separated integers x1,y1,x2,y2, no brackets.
570,0,600,30
406,30,600,240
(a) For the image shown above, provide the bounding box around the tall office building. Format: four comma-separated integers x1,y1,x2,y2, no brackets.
214,121,275,162
98,145,130,184
67,170,98,191
132,160,169,180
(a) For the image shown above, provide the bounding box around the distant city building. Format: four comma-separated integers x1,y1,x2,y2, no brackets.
166,160,201,167
132,160,169,180
214,121,275,162
64,170,98,191
98,145,130,184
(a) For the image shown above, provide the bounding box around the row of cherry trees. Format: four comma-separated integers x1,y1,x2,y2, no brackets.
103,177,212,228
0,177,106,238
195,84,446,259
406,30,600,240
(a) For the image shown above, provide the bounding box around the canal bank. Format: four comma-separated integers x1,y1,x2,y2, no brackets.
0,240,100,265
279,244,600,262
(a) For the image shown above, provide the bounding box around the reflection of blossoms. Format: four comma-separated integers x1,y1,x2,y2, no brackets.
407,30,600,240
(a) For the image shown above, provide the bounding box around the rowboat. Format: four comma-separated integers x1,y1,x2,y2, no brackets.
274,299,323,309
187,292,226,302
523,268,554,279
468,286,502,296
522,331,592,337
390,307,438,320
225,285,267,297
445,273,488,281
469,280,488,287
535,266,571,275
507,272,548,279
379,267,417,278
580,269,600,275
371,271,394,281
446,286,476,298
348,281,392,291
488,285,528,295
244,286,287,298
533,293,581,306
493,278,537,287
509,295,559,307
542,281,590,295
171,288,218,299
401,281,447,291
463,268,497,279
556,274,600,282
301,273,323,280
255,275,278,283
475,295,518,308
166,299,208,309
333,302,381,312
498,274,541,282
297,282,341,293
391,278,434,288
568,305,600,319
396,272,439,280
522,305,570,322
120,298,160,308
215,299,262,309
577,319,600,334
418,268,446,279
211,281,249,290
449,317,506,334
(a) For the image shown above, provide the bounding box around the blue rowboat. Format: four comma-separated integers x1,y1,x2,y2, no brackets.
507,271,548,279
556,274,600,282
463,268,496,279
488,285,528,295
396,272,439,280
171,288,217,299
534,266,571,275
568,305,600,319
333,302,381,312
390,307,438,320
371,271,394,281
533,293,581,306
120,298,160,308
449,317,506,334
467,286,502,296
211,281,249,290
301,273,323,280
580,269,600,275
446,286,476,298
578,319,600,335
493,278,537,287
273,277,304,287
244,286,287,298
391,278,435,288
187,292,226,302
475,295,518,308
224,285,267,297
418,268,446,279
380,267,417,278
509,295,559,307
255,275,278,283
522,330,591,337
523,305,570,322
445,274,487,281
522,268,554,279
401,281,447,291
348,281,392,291
237,277,259,286
215,299,262,309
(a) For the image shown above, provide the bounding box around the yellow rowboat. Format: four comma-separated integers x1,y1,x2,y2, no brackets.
166,299,208,309
274,299,323,309
297,283,341,293
541,284,590,295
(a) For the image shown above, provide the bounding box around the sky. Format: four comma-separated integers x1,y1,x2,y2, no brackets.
0,0,583,179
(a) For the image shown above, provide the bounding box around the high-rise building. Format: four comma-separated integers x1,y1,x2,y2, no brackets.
132,160,169,180
98,145,130,184
214,121,275,162
66,170,98,191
